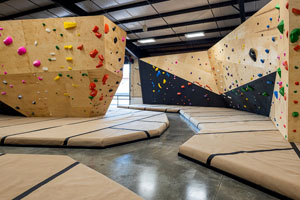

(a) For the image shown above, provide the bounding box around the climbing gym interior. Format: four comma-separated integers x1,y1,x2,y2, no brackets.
0,0,299,199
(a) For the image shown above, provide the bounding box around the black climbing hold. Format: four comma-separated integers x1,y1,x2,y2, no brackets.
249,48,257,62
114,37,117,44
112,27,116,31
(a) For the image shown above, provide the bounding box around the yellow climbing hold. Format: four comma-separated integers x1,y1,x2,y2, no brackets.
158,83,162,89
54,76,60,81
72,84,78,88
155,67,159,71
153,90,155,93
64,22,77,29
162,72,165,74
64,93,70,96
68,66,72,70
64,45,73,49
250,77,253,80
163,79,166,84
60,66,65,69
66,57,73,61
244,105,247,108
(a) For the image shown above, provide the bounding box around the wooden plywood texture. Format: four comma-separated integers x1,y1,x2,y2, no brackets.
130,58,142,98
141,51,219,94
0,16,126,117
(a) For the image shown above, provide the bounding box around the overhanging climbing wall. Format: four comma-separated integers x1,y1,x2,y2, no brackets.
0,16,126,117
139,0,300,141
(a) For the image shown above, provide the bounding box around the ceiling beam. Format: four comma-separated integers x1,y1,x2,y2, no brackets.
129,11,256,34
0,4,59,20
140,37,222,50
129,25,237,42
116,0,256,25
239,0,246,23
51,0,88,16
89,0,169,16
126,40,147,58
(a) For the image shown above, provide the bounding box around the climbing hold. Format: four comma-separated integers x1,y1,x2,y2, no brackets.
54,76,60,81
96,61,103,68
95,32,102,38
45,28,51,33
249,48,257,62
181,85,185,89
247,85,254,91
272,37,276,42
56,45,60,50
292,8,300,15
90,49,98,58
114,37,117,44
18,95,22,99
266,81,273,85
290,28,300,43
37,76,43,81
277,68,281,78
50,52,55,56
295,81,299,85
265,49,270,54
279,87,285,96
66,57,73,61
275,4,280,9
68,67,72,70
90,89,98,97
122,37,125,42
64,22,77,29
1,92,6,95
188,82,192,86
22,80,26,84
294,100,299,104
260,59,265,63
163,79,166,84
98,54,104,61
3,36,13,45
282,61,288,70
64,45,72,49
286,2,289,9
262,92,269,96
17,46,27,55
257,73,263,77
33,60,41,67
92,26,99,33
277,20,284,34
102,74,109,85
177,92,181,96
294,45,300,51
274,91,278,99
42,67,48,71
292,112,299,117
158,83,162,89
104,24,109,34
77,44,83,50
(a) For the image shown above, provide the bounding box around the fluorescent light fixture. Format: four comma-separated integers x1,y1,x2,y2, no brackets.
137,38,156,44
185,32,205,38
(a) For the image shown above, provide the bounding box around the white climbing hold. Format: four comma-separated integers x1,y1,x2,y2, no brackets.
50,58,56,61
42,67,48,71
45,28,51,33
50,52,55,56
34,41,38,46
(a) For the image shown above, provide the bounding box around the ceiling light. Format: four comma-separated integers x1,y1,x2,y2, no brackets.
137,38,156,44
185,32,205,38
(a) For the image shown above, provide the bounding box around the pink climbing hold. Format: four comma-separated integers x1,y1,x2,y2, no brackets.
9,84,13,88
3,71,7,75
33,60,41,67
3,36,13,46
1,92,6,95
122,37,125,42
17,46,27,55
37,76,43,81
22,80,26,84
0,27,3,30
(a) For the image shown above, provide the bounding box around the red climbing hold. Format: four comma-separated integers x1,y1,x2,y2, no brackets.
283,61,288,71
104,24,109,34
90,89,98,97
96,61,103,68
295,81,299,85
99,95,104,101
77,44,83,50
292,8,300,15
294,100,299,104
286,30,289,38
92,26,99,33
89,82,96,90
294,45,300,51
89,49,98,58
286,2,289,9
181,85,185,89
188,82,192,86
293,129,297,133
98,54,104,61
102,74,109,85
177,92,182,96
95,32,102,39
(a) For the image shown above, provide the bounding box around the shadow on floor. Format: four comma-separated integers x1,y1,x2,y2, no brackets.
0,113,279,200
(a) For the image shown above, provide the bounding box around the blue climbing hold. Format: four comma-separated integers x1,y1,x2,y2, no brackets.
266,80,273,84
260,59,265,63
272,37,275,42
258,73,263,77
270,17,272,21
274,91,279,99
267,25,270,28
156,71,161,77
265,49,270,53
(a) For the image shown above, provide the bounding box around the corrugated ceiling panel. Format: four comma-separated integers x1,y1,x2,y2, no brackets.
164,10,213,24
153,0,207,13
135,28,174,38
48,7,73,17
0,3,18,15
5,0,38,11
172,22,218,34
126,5,157,18
76,0,99,12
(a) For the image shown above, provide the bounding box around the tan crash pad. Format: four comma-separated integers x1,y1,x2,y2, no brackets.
0,108,169,147
0,154,142,200
179,131,300,200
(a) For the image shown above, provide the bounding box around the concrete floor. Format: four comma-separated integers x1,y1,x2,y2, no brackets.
0,113,279,200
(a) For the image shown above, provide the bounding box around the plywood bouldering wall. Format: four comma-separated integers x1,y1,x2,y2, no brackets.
0,16,126,117
141,51,219,94
130,58,142,104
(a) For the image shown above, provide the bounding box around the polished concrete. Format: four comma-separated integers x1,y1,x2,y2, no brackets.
0,113,279,200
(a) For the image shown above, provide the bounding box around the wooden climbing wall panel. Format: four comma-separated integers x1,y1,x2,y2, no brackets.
141,51,219,94
130,59,142,99
0,16,126,117
208,0,280,94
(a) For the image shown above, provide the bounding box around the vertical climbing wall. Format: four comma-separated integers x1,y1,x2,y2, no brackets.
139,60,226,106
0,16,126,117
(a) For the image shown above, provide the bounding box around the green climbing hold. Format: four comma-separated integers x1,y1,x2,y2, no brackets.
94,79,98,82
275,4,280,9
53,28,56,31
277,68,281,78
290,28,300,43
56,45,60,50
88,96,94,100
247,85,254,91
277,20,284,34
294,90,298,94
279,87,285,96
67,74,70,77
82,73,88,76
60,33,63,37
42,23,46,26
241,88,247,92
58,73,62,77
292,112,299,117
48,58,51,61
262,92,269,96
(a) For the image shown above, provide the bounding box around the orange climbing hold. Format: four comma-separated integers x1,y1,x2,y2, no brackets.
98,54,104,61
77,44,83,50
177,92,182,96
90,49,98,58
92,26,99,33
96,61,103,68
95,32,102,38
292,8,300,15
188,82,192,86
181,85,185,89
105,24,109,34
283,61,288,71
